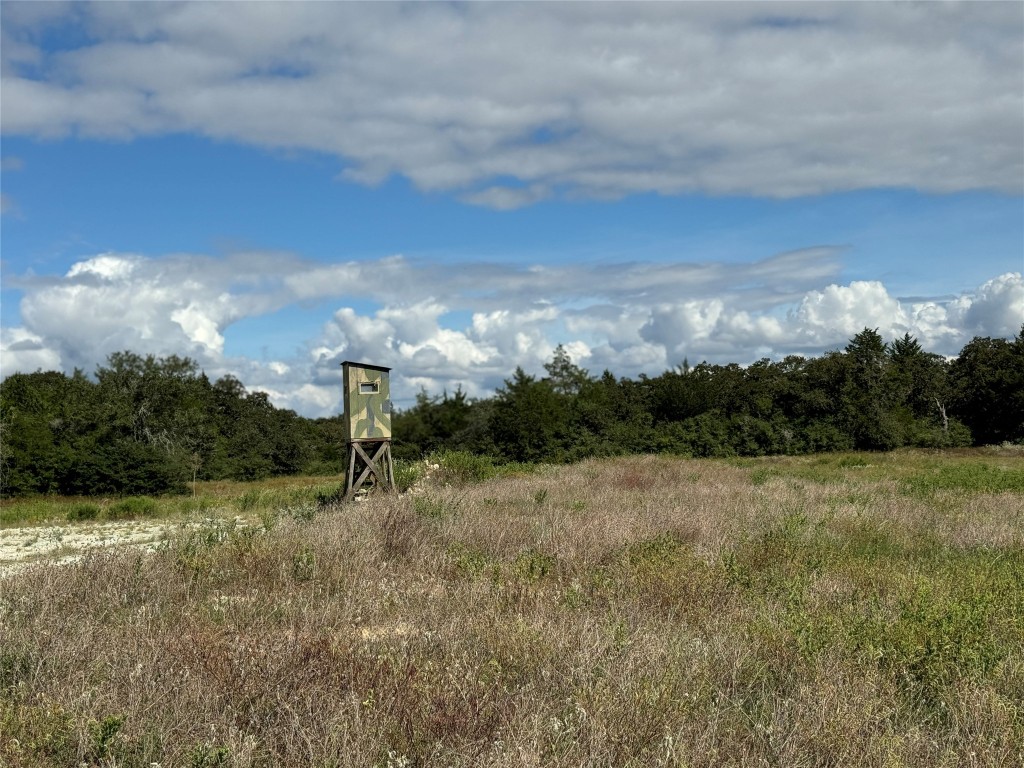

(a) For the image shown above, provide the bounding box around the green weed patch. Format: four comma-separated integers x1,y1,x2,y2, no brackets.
902,461,1024,496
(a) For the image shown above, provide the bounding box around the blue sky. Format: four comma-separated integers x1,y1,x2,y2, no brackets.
2,2,1022,416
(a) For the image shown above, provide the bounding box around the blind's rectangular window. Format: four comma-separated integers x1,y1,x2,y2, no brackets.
359,381,380,394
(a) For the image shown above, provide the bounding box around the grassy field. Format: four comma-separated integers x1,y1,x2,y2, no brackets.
0,475,348,528
1,449,1022,766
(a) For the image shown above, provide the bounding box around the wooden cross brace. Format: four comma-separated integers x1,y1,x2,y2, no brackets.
345,440,394,500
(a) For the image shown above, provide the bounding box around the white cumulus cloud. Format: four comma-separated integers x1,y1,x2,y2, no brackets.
791,281,910,345
960,273,1024,338
3,246,1020,416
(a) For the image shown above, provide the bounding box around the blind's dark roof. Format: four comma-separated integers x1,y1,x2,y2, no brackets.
341,361,391,373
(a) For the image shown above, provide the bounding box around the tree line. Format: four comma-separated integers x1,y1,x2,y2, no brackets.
2,328,1022,497
1,352,346,497
393,327,1024,462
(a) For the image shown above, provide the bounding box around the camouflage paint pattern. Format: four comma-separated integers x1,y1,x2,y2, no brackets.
342,362,392,441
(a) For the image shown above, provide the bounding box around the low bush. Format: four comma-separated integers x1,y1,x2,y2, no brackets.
430,449,536,485
105,496,158,520
392,460,424,493
67,502,100,522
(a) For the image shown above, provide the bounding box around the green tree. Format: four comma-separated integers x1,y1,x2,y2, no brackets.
1,370,102,495
793,351,854,452
489,368,568,462
567,371,653,458
1,351,347,496
888,333,970,446
94,352,214,489
208,385,308,481
543,344,591,396
305,415,347,474
643,361,715,425
840,328,905,450
949,328,1024,444
393,387,478,460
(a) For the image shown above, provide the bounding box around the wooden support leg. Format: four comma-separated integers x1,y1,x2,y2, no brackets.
344,443,358,500
384,444,395,490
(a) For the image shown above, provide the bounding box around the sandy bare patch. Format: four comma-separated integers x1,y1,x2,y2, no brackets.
358,620,418,642
0,519,173,575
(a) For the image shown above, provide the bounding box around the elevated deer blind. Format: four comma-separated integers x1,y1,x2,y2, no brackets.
341,361,394,500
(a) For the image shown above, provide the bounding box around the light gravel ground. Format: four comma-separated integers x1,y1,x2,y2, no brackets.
0,519,174,576
0,466,436,577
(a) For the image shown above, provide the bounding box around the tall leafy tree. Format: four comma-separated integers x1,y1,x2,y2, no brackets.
393,387,477,460
949,328,1024,444
887,333,970,445
543,344,592,397
489,368,568,462
568,371,652,458
643,361,715,425
794,351,853,452
1,370,101,494
95,352,213,488
840,328,905,450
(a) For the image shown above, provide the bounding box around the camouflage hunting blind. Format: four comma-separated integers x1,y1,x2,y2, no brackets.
342,362,393,441
341,361,395,499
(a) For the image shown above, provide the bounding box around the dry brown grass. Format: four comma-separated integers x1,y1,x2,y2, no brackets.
1,452,1022,766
